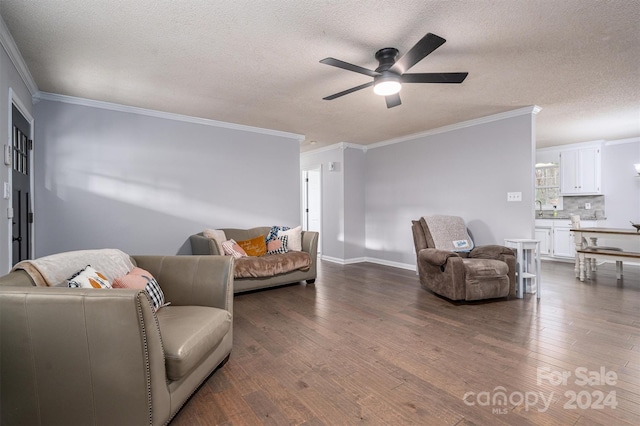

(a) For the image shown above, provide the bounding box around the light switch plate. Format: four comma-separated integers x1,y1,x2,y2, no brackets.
3,182,10,199
507,192,522,202
4,145,11,165
585,203,591,210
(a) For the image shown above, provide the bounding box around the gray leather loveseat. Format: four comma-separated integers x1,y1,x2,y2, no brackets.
0,253,233,425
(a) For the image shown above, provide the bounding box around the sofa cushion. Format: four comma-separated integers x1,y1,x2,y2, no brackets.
234,251,310,278
462,258,510,300
155,306,232,381
462,258,508,277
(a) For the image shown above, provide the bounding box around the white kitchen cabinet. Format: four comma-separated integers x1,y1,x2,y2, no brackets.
553,226,575,258
560,147,602,195
535,219,599,260
534,227,552,255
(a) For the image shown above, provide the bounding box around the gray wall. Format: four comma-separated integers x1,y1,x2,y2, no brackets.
344,147,366,260
34,99,302,256
0,41,34,273
602,140,640,227
601,139,640,251
365,113,536,267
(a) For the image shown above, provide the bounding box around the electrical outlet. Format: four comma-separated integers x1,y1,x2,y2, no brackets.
585,203,591,210
507,192,522,202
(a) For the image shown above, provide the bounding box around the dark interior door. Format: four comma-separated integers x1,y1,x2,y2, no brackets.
11,105,32,265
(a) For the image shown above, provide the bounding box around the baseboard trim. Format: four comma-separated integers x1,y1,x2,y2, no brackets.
320,255,416,271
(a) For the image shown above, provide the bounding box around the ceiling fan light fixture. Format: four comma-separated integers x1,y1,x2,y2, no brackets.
373,73,402,96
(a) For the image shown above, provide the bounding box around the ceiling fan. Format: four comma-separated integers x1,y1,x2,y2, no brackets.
320,32,468,108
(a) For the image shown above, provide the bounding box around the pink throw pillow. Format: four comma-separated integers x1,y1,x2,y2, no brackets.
221,239,248,259
113,267,151,289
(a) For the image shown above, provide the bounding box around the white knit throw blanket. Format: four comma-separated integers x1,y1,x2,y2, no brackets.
12,249,134,287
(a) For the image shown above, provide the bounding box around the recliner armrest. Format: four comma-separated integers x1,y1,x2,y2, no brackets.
418,248,461,266
468,245,515,259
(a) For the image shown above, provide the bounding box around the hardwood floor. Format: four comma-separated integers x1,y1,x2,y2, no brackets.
171,260,640,425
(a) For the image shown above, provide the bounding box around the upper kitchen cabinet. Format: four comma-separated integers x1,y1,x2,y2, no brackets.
559,145,602,195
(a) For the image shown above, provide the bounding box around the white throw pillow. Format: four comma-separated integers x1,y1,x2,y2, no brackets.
67,265,112,289
278,226,302,251
203,228,227,255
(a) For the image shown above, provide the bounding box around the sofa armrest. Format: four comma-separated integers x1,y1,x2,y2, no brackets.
301,231,319,255
189,233,221,255
0,287,168,425
418,248,461,266
133,255,234,313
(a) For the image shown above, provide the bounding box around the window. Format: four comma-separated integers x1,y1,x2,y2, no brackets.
535,163,562,210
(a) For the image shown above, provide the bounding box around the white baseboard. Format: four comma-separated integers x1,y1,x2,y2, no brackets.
320,255,416,272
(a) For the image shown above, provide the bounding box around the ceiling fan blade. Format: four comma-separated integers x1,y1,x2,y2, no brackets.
320,58,379,77
385,93,402,108
390,33,446,74
323,81,374,100
401,72,468,83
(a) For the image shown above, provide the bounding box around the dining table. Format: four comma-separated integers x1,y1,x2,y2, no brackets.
571,227,640,281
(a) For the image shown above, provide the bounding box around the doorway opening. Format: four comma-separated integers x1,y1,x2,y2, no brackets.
302,166,321,254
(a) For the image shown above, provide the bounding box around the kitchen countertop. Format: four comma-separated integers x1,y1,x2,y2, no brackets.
535,214,605,220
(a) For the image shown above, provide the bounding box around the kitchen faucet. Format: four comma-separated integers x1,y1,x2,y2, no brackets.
536,200,543,217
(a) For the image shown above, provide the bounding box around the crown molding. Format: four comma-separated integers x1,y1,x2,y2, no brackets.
301,141,368,157
367,105,542,150
0,16,38,95
33,91,305,142
605,137,640,146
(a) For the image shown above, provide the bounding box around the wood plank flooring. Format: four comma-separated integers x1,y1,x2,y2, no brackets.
171,260,640,425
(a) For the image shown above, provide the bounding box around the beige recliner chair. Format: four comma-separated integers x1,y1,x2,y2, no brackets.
411,215,516,301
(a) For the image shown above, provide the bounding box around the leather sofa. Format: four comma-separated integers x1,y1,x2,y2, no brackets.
190,227,319,293
0,254,234,426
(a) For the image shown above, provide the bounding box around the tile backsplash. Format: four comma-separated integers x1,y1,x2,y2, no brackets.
538,195,606,219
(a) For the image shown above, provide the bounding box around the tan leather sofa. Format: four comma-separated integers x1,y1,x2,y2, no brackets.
190,227,319,293
0,255,234,426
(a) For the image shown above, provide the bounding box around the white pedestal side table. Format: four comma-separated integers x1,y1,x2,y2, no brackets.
504,239,541,299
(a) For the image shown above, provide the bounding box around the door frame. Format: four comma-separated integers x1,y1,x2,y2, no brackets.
7,88,35,268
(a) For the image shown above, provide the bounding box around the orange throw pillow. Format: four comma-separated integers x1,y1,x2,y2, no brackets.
237,235,267,257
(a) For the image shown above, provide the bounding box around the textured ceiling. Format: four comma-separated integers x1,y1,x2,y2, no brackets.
1,0,638,152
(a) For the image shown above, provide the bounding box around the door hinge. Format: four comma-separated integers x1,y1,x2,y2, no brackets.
305,208,309,213
28,139,33,150
28,212,34,223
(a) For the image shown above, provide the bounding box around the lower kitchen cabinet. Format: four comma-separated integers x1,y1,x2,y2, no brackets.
534,227,552,256
535,219,600,260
